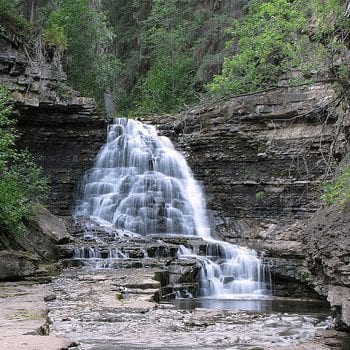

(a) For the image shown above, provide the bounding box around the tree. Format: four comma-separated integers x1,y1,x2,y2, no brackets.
102,0,246,114
43,0,120,105
208,0,350,97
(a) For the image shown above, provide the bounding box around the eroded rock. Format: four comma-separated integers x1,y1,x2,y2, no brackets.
0,250,38,280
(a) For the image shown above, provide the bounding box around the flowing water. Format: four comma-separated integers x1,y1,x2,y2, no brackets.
74,118,270,298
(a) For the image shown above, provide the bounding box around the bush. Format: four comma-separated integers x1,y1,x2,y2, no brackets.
0,0,34,35
0,87,48,237
208,0,350,97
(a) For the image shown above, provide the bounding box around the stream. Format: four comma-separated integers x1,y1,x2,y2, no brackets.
47,266,347,350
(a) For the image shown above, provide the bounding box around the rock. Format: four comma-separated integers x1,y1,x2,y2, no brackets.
142,83,340,238
28,207,72,245
0,32,106,217
0,250,38,280
12,207,73,262
328,287,350,327
140,85,349,301
44,294,57,302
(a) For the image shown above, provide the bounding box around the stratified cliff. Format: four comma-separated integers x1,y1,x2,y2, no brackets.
0,32,107,216
141,85,350,326
143,84,346,235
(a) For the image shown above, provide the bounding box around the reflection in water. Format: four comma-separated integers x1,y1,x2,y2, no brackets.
169,297,331,315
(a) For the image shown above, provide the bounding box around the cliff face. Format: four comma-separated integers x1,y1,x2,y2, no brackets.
142,85,350,325
143,84,347,237
0,33,107,216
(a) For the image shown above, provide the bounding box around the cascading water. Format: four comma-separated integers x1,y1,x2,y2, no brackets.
75,118,270,298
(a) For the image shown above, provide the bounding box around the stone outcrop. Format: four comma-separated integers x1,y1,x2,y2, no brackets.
0,250,38,280
301,205,350,328
141,84,350,324
16,207,73,262
142,84,346,234
0,207,74,280
0,31,107,216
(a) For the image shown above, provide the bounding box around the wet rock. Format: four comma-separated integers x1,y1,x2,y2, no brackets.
44,294,57,302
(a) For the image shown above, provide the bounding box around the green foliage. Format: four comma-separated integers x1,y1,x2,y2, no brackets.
296,269,310,282
0,87,48,237
255,191,267,200
0,0,34,35
209,0,350,97
42,0,119,104
42,9,67,47
135,55,194,114
103,0,245,115
322,166,350,207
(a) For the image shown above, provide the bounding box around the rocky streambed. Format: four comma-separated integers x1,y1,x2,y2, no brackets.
2,217,349,350
46,267,349,350
1,265,349,350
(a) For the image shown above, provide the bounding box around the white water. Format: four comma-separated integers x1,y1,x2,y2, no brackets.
75,118,270,297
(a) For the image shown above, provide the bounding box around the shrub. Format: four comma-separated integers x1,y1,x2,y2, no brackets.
322,166,350,207
0,87,48,237
208,0,350,97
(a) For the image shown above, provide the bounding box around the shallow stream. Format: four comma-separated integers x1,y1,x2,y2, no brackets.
47,267,350,350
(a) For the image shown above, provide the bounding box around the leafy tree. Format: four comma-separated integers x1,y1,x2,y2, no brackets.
0,87,48,238
208,0,350,97
0,0,33,34
103,0,247,115
42,0,120,105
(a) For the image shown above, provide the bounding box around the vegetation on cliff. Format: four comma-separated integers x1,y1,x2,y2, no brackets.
0,87,48,242
1,1,349,116
322,166,350,207
209,0,350,96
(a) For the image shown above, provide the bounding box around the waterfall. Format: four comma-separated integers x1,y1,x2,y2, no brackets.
75,118,270,297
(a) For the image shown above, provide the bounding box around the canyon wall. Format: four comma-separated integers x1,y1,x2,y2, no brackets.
141,86,350,325
142,84,347,237
0,33,107,216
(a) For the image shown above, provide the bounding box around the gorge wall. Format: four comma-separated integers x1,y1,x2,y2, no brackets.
143,84,347,236
141,85,350,326
0,32,107,216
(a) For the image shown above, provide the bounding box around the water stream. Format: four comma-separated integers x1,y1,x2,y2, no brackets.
74,118,270,298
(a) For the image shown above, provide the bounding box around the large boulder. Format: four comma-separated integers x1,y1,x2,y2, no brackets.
16,207,73,262
0,250,38,280
28,207,72,244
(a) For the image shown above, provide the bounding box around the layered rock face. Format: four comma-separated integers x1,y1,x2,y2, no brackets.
143,84,345,235
302,205,350,327
142,85,350,323
0,33,107,216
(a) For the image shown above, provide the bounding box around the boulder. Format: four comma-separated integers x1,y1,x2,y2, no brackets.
28,207,71,244
0,250,38,280
328,286,350,327
15,207,73,262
